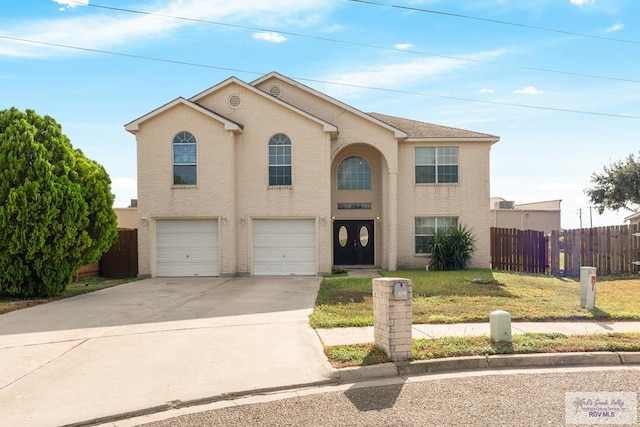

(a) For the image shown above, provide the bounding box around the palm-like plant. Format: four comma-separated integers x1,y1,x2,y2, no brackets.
428,225,476,271
429,232,449,271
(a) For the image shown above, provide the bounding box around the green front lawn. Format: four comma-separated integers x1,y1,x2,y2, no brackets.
310,270,640,328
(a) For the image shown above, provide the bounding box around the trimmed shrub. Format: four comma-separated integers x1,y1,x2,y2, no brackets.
0,108,118,297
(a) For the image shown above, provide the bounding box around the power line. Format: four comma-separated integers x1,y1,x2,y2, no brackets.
349,0,640,46
2,34,639,120
0,34,260,76
69,0,640,85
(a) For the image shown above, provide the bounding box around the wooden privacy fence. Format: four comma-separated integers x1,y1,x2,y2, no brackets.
74,228,138,280
550,223,640,276
74,262,100,281
491,224,640,276
101,228,138,278
490,228,548,274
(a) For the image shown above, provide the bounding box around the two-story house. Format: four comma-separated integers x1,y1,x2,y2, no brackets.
125,72,499,277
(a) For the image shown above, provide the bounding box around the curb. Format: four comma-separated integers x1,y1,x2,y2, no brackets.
338,351,640,383
63,378,340,427
65,352,640,426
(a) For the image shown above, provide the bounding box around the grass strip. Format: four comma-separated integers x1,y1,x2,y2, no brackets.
0,277,138,315
325,332,640,368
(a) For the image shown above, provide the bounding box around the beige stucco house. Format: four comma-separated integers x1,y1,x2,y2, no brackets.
125,72,499,277
490,197,562,234
114,206,138,230
624,212,640,225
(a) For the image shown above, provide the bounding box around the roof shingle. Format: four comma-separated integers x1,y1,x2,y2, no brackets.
368,112,498,140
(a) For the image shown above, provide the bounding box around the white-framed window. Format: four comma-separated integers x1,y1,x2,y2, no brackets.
337,156,371,190
173,131,197,186
415,217,458,254
268,133,292,186
415,147,458,184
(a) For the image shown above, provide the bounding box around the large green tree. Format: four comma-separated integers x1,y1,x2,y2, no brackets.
585,152,640,215
0,108,118,297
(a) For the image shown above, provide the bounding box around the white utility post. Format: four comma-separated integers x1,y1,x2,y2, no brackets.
632,232,640,268
580,266,597,309
490,310,512,343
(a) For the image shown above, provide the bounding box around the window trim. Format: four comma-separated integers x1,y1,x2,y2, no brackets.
415,146,459,185
172,131,197,187
414,216,458,255
268,133,292,187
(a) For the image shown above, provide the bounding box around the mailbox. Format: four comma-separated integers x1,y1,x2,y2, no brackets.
393,281,408,300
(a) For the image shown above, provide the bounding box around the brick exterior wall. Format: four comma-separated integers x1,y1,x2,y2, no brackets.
397,141,492,269
128,74,496,277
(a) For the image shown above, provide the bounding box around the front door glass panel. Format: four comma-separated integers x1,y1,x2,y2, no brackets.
359,225,369,247
338,226,348,247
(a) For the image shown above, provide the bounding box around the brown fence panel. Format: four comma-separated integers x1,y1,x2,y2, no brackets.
490,228,548,274
553,223,640,277
74,262,100,281
100,229,138,278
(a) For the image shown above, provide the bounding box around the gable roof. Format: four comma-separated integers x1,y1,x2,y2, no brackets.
252,72,408,139
190,76,338,135
124,97,243,133
624,211,640,223
367,112,499,142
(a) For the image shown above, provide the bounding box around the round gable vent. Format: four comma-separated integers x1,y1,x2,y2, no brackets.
269,85,282,98
228,94,242,108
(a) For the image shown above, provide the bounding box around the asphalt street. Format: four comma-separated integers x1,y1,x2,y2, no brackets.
108,366,640,427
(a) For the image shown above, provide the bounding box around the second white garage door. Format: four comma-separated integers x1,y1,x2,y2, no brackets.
156,219,218,277
253,219,315,275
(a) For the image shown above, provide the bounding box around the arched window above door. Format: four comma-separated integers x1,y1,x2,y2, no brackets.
337,156,371,190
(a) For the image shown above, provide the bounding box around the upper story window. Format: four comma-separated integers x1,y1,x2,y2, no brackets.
415,147,458,184
173,131,197,186
268,133,292,186
337,156,371,190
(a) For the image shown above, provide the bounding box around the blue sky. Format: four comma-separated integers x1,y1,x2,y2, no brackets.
1,0,638,230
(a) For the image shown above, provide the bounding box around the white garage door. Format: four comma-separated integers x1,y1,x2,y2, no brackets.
156,219,218,277
253,219,315,276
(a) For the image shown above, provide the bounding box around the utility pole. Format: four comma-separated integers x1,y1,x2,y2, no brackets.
578,208,583,229
589,206,593,228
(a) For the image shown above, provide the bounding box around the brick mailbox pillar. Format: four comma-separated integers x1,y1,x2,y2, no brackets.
373,277,412,362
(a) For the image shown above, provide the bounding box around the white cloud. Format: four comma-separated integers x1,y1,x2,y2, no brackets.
513,86,544,95
325,49,506,92
604,23,624,33
479,88,495,94
1,0,338,58
54,0,89,8
394,43,413,50
570,0,595,6
252,32,287,43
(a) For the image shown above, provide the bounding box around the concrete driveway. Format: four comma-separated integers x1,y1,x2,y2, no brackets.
0,277,336,426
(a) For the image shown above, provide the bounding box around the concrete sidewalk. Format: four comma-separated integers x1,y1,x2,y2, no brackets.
316,320,640,346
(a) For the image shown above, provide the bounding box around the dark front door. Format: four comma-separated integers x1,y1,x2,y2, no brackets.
333,220,374,265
